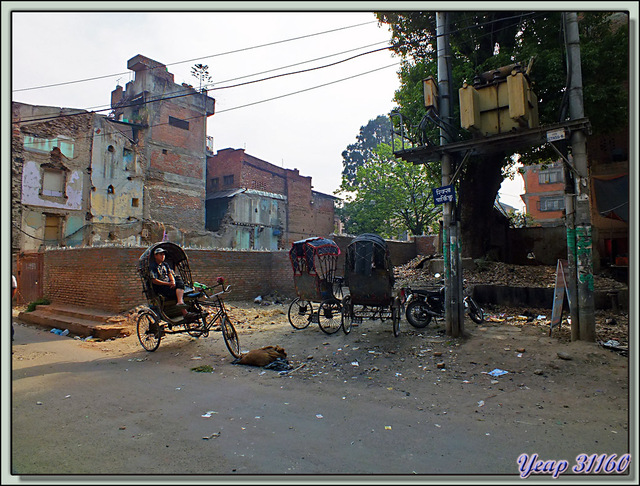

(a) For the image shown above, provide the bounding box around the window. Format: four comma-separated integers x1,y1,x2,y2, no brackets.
24,135,74,158
132,198,139,207
41,169,65,197
44,214,62,246
223,175,234,186
210,177,219,190
540,196,565,212
539,169,562,184
169,116,189,130
123,148,134,171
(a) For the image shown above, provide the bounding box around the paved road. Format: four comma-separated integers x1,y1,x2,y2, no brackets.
6,321,632,482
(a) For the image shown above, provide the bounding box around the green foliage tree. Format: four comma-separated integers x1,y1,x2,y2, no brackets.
374,11,629,257
337,141,441,238
341,115,392,190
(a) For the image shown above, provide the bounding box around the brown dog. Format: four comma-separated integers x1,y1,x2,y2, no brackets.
235,345,287,367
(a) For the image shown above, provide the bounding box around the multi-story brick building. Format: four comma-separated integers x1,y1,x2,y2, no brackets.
12,54,337,256
205,148,338,249
110,54,216,232
520,161,565,227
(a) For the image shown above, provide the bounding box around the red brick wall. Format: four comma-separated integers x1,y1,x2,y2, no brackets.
43,247,295,314
414,235,438,256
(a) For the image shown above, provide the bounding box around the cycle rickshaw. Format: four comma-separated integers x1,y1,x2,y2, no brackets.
137,241,241,357
341,233,402,336
287,237,344,335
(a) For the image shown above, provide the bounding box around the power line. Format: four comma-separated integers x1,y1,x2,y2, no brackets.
15,60,401,150
14,44,397,126
13,20,379,93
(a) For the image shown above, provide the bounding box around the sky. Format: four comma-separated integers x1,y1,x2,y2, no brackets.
14,4,616,214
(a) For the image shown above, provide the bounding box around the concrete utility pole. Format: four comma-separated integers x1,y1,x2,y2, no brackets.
437,12,463,337
565,12,596,341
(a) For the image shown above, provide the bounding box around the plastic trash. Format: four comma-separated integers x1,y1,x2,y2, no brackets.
487,368,509,377
61,329,69,336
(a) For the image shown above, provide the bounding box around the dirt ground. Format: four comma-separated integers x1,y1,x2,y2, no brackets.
22,258,630,413
37,292,630,424
10,261,632,477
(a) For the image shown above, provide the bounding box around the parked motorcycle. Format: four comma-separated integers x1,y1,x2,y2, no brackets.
403,274,484,328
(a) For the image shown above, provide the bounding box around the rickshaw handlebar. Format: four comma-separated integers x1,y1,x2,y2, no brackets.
193,280,231,296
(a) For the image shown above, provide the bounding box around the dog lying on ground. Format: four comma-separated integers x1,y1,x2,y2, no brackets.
233,345,287,367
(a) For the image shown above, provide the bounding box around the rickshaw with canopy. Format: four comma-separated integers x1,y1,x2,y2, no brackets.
341,233,401,336
287,237,344,335
137,241,240,357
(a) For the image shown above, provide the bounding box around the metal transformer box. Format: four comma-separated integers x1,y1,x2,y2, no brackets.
459,70,539,137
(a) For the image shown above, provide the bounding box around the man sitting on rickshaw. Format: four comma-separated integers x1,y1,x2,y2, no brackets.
150,247,197,323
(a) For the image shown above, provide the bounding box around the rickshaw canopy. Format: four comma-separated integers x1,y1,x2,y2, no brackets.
289,237,340,277
345,233,392,277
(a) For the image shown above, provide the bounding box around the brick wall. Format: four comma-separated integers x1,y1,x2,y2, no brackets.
43,247,295,314
413,235,438,257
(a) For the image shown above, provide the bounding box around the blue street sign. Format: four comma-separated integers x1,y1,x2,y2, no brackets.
432,185,456,205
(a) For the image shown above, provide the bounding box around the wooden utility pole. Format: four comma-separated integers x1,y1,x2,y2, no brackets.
565,12,596,341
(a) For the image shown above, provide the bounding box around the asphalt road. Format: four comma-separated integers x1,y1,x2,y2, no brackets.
7,319,633,482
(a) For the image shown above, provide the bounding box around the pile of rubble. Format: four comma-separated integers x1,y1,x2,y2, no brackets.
394,255,628,291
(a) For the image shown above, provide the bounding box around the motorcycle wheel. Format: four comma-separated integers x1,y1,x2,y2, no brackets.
467,298,484,324
405,300,433,328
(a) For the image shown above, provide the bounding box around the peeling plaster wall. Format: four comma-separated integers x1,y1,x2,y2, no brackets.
90,118,144,225
21,161,83,209
12,102,94,251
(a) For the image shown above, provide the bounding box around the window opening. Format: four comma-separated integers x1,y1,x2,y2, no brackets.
169,116,189,130
44,214,62,246
41,169,65,197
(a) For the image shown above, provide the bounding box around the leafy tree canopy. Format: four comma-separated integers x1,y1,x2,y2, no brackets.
337,140,441,238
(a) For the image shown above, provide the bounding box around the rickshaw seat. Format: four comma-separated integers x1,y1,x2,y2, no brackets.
184,287,202,299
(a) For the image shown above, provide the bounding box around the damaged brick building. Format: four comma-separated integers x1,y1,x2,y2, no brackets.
205,148,338,250
11,54,337,257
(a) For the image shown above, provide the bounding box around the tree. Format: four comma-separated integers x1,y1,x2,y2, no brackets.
375,11,629,257
337,141,441,238
191,64,212,93
341,115,393,191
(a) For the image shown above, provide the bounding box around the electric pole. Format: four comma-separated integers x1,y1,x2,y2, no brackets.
566,12,596,341
437,12,463,337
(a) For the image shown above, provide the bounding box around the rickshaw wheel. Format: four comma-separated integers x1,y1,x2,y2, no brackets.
221,316,241,358
137,310,161,352
318,299,342,335
341,296,352,335
288,298,314,330
392,297,401,337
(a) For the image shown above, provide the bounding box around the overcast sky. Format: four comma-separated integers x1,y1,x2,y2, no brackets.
12,4,610,212
8,9,401,194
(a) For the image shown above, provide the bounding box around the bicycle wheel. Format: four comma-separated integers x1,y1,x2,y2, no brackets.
467,297,485,324
221,315,241,359
318,299,342,335
341,296,352,335
392,298,401,337
137,310,161,352
406,300,433,328
288,298,314,330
